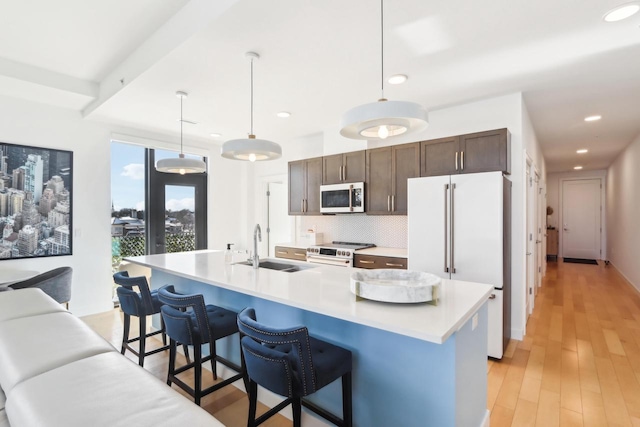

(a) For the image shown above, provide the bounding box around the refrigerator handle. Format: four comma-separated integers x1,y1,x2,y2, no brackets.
451,183,456,274
444,184,449,273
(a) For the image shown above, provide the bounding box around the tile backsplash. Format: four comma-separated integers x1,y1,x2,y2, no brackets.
298,215,407,248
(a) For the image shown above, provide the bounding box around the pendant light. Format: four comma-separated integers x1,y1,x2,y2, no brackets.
340,0,428,140
156,91,207,174
221,52,282,162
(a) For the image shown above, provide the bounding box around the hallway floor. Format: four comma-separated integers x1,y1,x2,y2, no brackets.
488,260,640,426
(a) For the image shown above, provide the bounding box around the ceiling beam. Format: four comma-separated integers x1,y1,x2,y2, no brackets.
0,57,98,98
82,0,240,118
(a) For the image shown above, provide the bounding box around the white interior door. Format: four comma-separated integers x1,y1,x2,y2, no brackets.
537,177,544,288
267,182,290,257
562,179,601,259
526,165,534,317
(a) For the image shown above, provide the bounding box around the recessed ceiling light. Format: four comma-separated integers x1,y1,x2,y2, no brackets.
276,111,291,118
388,74,408,85
574,166,583,170
584,115,602,122
603,3,640,22
577,149,589,154
210,133,222,137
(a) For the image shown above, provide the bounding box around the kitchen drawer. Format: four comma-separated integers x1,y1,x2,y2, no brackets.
354,254,407,270
274,246,307,262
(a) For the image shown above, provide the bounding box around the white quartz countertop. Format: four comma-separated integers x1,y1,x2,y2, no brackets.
356,247,407,258
125,250,492,344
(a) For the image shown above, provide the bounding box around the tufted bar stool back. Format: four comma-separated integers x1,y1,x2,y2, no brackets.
237,307,353,427
112,271,169,366
158,285,243,405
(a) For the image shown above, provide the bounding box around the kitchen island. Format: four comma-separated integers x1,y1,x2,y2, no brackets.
126,250,492,427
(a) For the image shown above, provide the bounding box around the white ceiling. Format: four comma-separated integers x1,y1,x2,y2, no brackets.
1,0,639,173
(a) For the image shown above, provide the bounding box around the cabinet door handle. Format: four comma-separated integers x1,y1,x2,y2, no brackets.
343,164,347,181
391,195,395,212
359,260,375,264
455,151,458,171
461,151,464,170
386,262,403,267
305,199,308,213
387,195,391,212
294,252,306,256
276,250,288,255
339,166,342,182
301,200,304,213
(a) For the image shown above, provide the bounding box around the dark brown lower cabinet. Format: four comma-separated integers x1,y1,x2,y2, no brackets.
274,246,307,262
354,254,407,269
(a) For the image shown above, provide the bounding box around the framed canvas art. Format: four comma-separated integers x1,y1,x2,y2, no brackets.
0,142,73,260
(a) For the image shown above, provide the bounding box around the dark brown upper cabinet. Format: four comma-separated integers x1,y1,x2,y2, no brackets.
322,151,366,185
366,143,420,215
288,157,322,215
420,129,510,177
459,129,510,175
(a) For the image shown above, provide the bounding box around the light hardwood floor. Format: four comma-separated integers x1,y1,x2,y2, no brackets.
488,260,640,427
82,260,640,427
81,309,290,427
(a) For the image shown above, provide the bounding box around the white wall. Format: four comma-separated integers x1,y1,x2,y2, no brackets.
0,94,247,316
606,133,640,291
546,170,607,260
0,95,113,316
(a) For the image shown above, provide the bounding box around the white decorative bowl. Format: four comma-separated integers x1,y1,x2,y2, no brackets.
350,269,441,303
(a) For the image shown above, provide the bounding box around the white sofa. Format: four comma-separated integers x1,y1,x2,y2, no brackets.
0,288,225,427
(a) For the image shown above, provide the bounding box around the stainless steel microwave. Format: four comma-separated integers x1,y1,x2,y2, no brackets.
320,182,365,213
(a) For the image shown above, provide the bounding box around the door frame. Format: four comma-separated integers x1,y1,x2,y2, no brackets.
146,150,208,255
558,176,605,260
525,157,535,318
257,173,295,257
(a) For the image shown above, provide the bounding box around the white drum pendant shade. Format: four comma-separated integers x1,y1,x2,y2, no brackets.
221,52,282,162
157,154,206,174
156,91,206,174
340,99,428,140
340,0,429,141
221,136,282,161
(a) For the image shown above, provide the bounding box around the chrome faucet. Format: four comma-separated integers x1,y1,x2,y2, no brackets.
252,224,261,269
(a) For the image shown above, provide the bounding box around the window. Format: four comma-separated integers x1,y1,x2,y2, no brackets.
111,142,207,270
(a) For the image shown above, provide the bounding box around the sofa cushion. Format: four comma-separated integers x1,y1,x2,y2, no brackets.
0,288,66,323
6,352,224,427
0,312,116,393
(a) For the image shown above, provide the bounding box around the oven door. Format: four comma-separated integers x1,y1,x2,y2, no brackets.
307,255,352,267
320,183,364,213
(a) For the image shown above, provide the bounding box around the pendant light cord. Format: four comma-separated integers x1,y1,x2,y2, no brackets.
180,95,184,154
380,0,384,100
250,57,254,136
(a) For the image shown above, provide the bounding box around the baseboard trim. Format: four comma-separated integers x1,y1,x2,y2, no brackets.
510,328,524,341
608,261,640,295
480,409,490,427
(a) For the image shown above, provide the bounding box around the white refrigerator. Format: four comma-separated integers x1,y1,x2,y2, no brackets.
408,171,511,359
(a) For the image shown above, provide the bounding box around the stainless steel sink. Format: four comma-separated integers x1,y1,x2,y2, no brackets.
234,260,315,273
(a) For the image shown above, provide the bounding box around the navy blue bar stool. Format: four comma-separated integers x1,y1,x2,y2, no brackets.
237,307,353,427
158,285,244,405
113,271,170,366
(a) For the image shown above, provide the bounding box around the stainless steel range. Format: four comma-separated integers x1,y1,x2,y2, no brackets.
306,241,375,267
